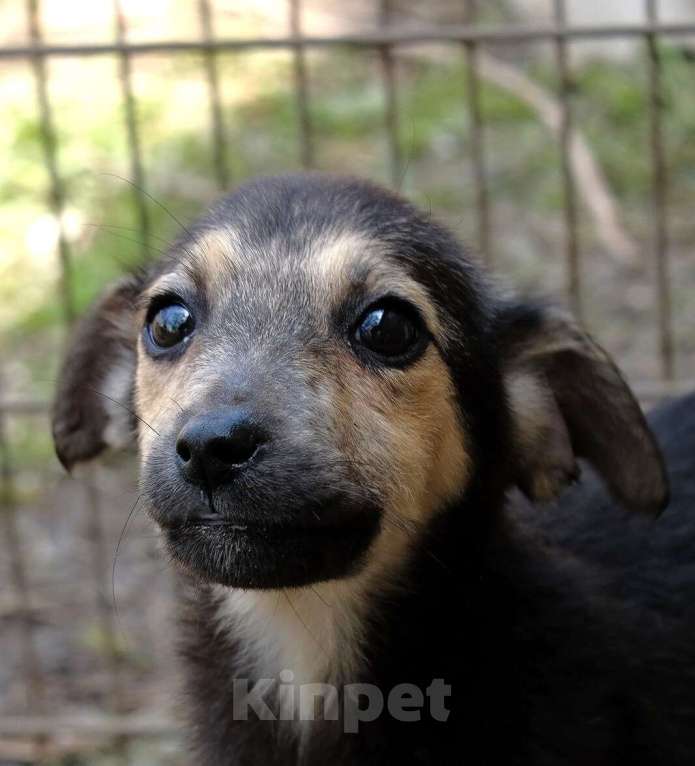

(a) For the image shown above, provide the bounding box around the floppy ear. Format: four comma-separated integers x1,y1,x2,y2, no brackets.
499,303,669,515
52,275,143,471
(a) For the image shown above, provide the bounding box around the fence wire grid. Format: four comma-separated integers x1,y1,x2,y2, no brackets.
1,0,694,761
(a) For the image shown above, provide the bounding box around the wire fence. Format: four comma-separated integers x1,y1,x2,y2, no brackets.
1,0,693,758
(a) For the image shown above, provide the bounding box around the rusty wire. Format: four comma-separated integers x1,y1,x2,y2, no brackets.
199,0,230,190
553,0,581,319
378,0,402,187
290,0,314,169
645,0,674,380
113,0,151,262
0,0,686,746
462,0,490,264
2,21,695,60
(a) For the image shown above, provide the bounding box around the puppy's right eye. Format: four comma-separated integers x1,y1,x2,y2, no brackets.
146,303,195,352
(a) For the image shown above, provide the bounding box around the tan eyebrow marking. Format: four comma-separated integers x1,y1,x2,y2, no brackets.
188,228,244,282
143,227,243,306
362,267,444,341
310,230,446,343
142,272,197,304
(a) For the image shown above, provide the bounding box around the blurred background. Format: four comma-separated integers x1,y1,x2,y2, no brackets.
1,0,695,763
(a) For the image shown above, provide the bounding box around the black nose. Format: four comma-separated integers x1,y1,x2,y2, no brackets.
176,409,267,490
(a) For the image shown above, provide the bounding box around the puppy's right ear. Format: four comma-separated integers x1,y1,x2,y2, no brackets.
52,275,142,471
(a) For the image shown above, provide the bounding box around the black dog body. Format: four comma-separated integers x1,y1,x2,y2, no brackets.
52,174,694,764
183,399,695,765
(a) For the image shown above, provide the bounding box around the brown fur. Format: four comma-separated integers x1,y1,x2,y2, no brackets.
136,228,470,584
51,174,678,766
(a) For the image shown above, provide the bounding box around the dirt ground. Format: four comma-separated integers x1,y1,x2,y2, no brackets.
3,1,695,763
1,450,183,763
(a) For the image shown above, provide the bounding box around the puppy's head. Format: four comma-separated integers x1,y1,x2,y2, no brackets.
52,174,668,589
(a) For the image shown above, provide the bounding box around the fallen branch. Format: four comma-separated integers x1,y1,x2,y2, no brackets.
395,33,639,265
475,51,639,265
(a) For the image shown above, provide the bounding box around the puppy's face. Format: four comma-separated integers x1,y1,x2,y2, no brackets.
53,175,667,591
135,230,471,588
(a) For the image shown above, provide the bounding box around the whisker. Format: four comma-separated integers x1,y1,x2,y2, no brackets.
282,589,326,657
111,492,144,642
382,510,452,575
262,590,283,636
84,221,172,247
382,509,422,536
397,120,415,193
83,384,160,437
100,172,193,239
83,223,169,261
310,585,332,609
168,396,184,414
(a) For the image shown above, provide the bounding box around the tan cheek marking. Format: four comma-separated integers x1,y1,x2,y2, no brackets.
334,346,468,522
324,346,470,597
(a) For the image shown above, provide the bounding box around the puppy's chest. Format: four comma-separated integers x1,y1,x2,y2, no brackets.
207,586,371,761
215,585,366,691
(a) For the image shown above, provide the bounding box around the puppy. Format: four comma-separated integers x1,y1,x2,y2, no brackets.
52,174,695,765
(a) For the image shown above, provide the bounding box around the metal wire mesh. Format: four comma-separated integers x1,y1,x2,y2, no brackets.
0,0,691,753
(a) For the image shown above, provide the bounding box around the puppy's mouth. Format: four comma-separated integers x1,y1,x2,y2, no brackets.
159,508,381,589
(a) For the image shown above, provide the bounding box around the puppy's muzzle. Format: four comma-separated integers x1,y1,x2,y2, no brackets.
146,392,382,587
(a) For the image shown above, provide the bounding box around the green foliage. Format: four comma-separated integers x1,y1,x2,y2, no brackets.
4,43,695,469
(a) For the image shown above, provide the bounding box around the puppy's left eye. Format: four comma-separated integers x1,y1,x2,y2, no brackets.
353,301,424,361
146,303,195,352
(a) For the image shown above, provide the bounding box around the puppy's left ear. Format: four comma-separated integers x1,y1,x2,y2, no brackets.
52,275,142,471
499,303,669,515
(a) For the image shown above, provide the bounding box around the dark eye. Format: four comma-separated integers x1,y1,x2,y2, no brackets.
353,301,424,362
147,303,194,351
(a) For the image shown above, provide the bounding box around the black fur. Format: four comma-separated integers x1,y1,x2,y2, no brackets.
52,174,694,764
141,174,516,590
181,395,695,765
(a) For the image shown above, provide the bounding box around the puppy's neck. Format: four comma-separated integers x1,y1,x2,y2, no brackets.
214,527,415,687
214,581,370,687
